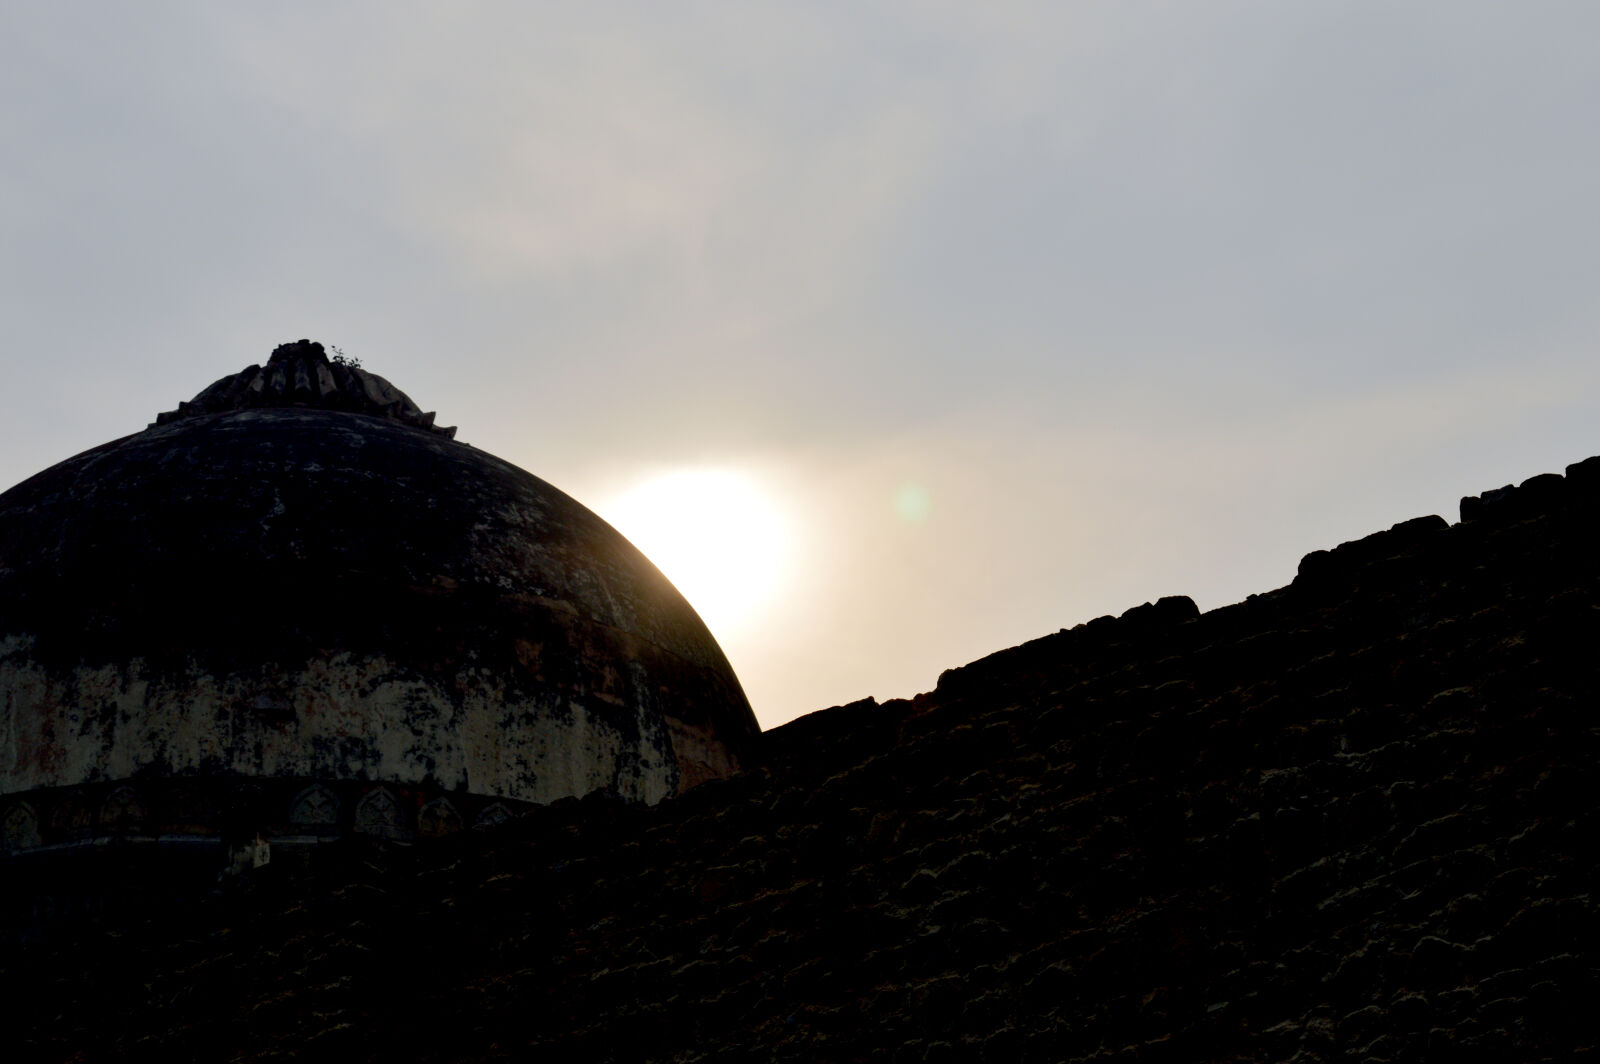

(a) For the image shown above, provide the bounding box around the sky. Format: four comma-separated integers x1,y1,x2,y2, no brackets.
4,2,1600,728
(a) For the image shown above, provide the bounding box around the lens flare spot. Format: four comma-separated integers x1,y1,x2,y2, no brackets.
893,482,931,523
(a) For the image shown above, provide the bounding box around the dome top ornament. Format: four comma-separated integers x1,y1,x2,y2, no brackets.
152,339,456,438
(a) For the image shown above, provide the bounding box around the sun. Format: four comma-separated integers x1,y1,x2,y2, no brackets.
600,468,790,638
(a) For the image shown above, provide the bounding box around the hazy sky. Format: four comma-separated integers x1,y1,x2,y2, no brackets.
5,3,1600,727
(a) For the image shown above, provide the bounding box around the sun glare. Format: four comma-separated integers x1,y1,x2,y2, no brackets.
602,469,790,638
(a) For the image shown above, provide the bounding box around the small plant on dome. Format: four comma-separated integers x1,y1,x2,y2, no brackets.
329,345,362,369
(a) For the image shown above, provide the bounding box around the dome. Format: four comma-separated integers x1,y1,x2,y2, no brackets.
0,342,758,854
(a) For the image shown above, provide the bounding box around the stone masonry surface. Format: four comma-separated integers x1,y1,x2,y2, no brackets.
2,458,1598,1060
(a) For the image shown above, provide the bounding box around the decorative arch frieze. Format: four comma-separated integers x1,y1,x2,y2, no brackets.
99,785,147,831
1,802,41,853
289,785,341,831
354,787,409,840
417,798,463,839
48,795,92,839
474,802,512,829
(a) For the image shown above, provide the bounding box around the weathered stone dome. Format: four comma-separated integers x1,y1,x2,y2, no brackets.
0,342,758,855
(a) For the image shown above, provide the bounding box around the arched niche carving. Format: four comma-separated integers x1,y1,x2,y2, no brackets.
1,802,41,853
289,785,340,831
49,795,92,839
417,798,463,839
354,787,409,840
99,785,147,831
474,802,512,829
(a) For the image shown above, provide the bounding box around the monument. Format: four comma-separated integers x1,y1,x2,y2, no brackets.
0,341,759,872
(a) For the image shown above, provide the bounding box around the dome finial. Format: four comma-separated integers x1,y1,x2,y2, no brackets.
269,339,328,366
152,341,456,438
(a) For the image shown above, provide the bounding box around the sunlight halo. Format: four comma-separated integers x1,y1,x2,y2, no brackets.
599,468,792,640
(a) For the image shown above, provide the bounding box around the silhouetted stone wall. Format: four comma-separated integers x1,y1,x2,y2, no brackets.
3,460,1597,1061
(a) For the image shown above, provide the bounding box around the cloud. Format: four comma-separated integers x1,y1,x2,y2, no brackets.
6,2,1600,727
